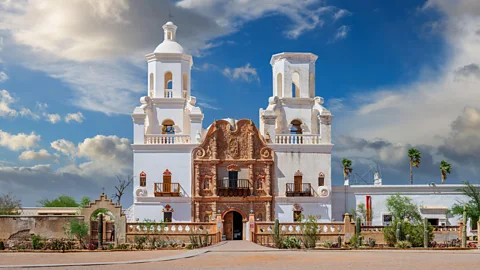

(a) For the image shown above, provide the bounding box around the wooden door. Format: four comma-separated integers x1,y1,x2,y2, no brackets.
224,212,233,240
164,175,171,193
294,175,302,192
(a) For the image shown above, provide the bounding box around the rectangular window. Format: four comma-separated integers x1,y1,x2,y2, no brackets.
318,176,325,186
293,211,302,222
228,171,238,188
164,212,172,223
427,218,439,226
383,214,392,226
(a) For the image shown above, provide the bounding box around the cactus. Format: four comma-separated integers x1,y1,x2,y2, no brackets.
423,217,428,248
358,236,363,247
405,234,410,243
98,213,103,249
355,216,361,236
273,218,281,248
462,205,467,248
338,236,342,247
396,222,402,242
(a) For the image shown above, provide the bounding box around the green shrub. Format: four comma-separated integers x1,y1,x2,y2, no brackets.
384,221,433,247
281,236,301,249
349,234,360,248
32,234,45,250
115,243,130,250
134,236,148,250
322,240,333,248
301,214,320,248
395,241,412,249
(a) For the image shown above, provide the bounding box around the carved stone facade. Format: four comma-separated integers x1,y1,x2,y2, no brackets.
192,119,274,222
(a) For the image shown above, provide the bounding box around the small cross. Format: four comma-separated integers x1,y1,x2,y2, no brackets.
102,187,105,194
168,7,174,21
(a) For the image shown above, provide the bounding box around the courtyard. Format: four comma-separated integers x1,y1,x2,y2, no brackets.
1,241,479,269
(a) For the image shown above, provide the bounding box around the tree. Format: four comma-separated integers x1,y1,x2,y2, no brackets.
342,158,353,184
386,194,421,223
38,195,80,207
111,175,133,205
80,197,91,208
63,218,89,249
0,192,21,215
440,160,451,184
450,181,480,230
407,148,421,185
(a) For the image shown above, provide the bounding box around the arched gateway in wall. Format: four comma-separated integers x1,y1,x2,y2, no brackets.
192,119,274,239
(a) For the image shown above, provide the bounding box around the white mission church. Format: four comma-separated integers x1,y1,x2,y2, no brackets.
127,21,473,239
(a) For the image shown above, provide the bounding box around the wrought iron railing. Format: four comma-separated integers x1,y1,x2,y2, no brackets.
286,183,313,196
154,183,181,197
217,179,250,196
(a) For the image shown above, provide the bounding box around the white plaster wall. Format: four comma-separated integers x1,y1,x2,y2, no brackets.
281,105,315,134
273,150,331,196
133,203,191,222
331,186,470,226
133,151,192,197
275,199,331,222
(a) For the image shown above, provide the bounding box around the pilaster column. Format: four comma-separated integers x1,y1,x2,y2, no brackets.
265,163,271,196
195,202,200,222
195,164,200,197
248,164,254,195
266,201,271,221
212,165,217,196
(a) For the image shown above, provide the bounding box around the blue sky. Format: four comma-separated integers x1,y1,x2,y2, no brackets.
1,0,480,206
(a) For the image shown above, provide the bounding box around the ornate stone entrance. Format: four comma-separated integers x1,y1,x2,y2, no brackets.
223,211,244,240
192,119,274,223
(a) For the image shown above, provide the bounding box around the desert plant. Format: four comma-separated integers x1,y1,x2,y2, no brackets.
88,242,96,250
356,216,362,235
368,238,376,247
384,220,433,247
462,205,467,248
349,234,360,248
134,236,148,250
272,218,284,248
396,222,403,242
300,214,320,248
32,234,45,250
0,241,4,250
323,240,333,248
281,236,301,249
386,194,422,223
395,241,412,249
450,181,480,232
116,243,130,250
63,218,89,249
189,233,199,249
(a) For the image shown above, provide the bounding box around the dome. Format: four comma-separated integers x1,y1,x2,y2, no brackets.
154,40,184,54
165,21,174,25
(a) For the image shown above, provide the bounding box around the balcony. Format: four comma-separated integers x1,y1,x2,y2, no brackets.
274,134,321,145
154,183,181,197
286,183,313,197
165,89,173,98
144,134,191,144
217,179,251,197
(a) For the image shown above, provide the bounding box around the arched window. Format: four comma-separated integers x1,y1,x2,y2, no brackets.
318,172,325,186
290,120,303,134
276,73,282,97
183,73,188,91
292,72,301,98
162,119,175,134
164,71,173,98
140,171,146,187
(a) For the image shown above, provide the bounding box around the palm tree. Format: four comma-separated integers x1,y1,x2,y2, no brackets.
342,158,353,184
407,148,421,185
440,160,451,184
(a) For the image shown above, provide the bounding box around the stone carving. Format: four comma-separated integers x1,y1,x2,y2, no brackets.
135,188,148,197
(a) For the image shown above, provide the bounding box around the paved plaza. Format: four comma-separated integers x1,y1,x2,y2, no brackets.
1,241,480,269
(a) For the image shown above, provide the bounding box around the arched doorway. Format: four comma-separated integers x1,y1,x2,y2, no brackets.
223,211,243,240
90,208,115,245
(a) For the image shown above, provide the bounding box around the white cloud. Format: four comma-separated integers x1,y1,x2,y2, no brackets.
0,130,40,151
18,149,53,161
333,9,352,21
46,113,61,124
50,139,76,157
19,107,40,120
0,0,349,115
331,25,350,42
0,89,16,117
222,63,259,82
65,112,85,123
0,71,7,83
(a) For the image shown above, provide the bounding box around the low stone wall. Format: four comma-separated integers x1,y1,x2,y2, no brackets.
0,215,84,242
361,225,462,245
